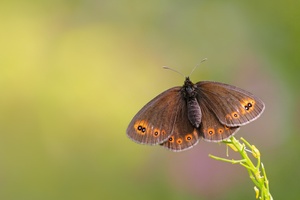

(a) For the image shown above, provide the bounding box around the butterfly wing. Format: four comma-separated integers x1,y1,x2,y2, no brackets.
126,87,182,145
160,97,200,152
198,99,240,141
196,81,265,127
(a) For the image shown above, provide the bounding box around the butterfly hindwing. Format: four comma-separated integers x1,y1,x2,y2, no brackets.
198,99,240,141
196,81,265,127
160,96,200,151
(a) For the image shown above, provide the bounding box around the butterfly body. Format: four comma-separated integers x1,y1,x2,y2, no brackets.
181,77,202,128
127,77,264,152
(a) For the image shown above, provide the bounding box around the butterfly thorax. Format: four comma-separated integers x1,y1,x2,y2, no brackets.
181,77,202,128
181,77,197,98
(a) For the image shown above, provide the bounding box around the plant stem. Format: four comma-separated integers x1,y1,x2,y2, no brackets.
209,136,273,200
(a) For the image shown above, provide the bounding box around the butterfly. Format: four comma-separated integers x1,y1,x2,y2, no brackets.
126,69,265,152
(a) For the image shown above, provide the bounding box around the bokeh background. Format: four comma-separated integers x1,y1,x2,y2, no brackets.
0,1,299,199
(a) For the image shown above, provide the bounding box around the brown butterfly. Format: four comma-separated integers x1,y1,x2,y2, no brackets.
126,71,265,152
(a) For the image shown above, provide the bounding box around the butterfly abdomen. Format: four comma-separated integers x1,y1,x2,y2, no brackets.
187,98,202,128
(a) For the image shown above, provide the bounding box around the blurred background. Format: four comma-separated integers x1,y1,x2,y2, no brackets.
0,1,299,199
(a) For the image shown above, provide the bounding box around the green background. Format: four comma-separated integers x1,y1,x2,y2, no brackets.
0,1,299,199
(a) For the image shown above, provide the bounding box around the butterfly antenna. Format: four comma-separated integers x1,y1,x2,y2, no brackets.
163,66,185,78
188,58,207,77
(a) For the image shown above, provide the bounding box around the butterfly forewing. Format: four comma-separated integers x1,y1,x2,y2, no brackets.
126,87,182,145
196,81,265,127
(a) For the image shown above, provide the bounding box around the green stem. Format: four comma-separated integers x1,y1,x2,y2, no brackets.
209,136,273,200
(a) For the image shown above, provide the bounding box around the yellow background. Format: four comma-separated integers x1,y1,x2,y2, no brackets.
0,1,299,199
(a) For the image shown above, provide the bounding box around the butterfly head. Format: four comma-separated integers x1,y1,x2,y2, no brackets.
182,77,197,99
